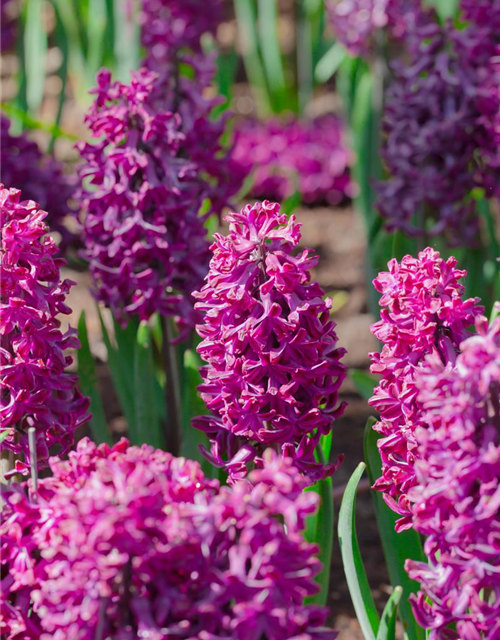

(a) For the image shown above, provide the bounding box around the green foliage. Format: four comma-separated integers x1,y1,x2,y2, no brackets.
349,369,377,401
76,311,111,445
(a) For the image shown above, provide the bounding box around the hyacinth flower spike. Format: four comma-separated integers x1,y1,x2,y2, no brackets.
0,186,90,479
193,200,347,481
369,248,483,530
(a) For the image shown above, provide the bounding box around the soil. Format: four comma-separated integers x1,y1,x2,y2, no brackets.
63,204,393,639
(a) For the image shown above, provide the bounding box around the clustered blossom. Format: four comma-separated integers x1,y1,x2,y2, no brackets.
406,317,500,639
1,115,77,251
326,0,422,57
140,0,242,218
78,68,212,333
369,248,483,530
193,201,347,481
232,115,355,207
0,186,89,475
0,437,337,640
377,3,500,244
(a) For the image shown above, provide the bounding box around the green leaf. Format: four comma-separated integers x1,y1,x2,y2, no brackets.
0,430,11,445
305,446,334,607
315,41,347,83
24,0,48,114
349,369,377,401
133,322,165,448
76,311,111,444
364,419,426,640
180,349,212,471
97,306,136,433
338,462,379,640
377,586,402,640
257,0,288,113
113,0,140,81
423,0,459,20
282,189,301,214
234,0,271,115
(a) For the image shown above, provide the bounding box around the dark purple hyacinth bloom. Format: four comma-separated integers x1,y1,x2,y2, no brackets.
232,115,355,206
406,316,500,640
140,0,243,218
1,116,77,252
378,4,500,244
193,201,347,481
0,437,337,640
78,68,212,335
0,186,90,475
369,248,483,531
326,0,421,57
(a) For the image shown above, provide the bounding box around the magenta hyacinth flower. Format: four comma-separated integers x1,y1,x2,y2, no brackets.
0,437,337,640
193,200,347,481
1,115,77,252
78,68,212,335
0,186,90,475
369,248,483,530
406,316,500,639
232,115,355,207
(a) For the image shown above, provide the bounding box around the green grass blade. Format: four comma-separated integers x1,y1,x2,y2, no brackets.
76,311,111,445
24,0,48,114
338,462,379,640
377,586,403,640
133,322,165,448
364,419,426,640
49,6,69,152
87,0,108,78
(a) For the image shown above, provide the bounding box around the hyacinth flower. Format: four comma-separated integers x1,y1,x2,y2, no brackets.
326,0,422,58
139,0,242,218
377,2,500,245
0,437,337,640
0,186,90,477
405,316,500,639
232,115,356,207
193,200,347,481
369,248,483,530
78,67,211,336
1,115,77,253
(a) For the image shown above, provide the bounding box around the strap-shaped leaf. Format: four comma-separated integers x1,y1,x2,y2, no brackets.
77,311,111,445
133,322,165,448
364,419,426,640
377,586,402,640
349,368,377,401
97,306,136,433
338,462,379,640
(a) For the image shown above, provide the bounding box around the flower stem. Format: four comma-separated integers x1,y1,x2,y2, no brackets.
161,315,182,456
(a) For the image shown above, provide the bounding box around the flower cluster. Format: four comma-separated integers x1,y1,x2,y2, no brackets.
326,0,422,57
78,68,212,334
0,186,89,475
406,316,500,639
0,437,337,640
232,115,355,207
369,248,483,530
1,115,77,251
140,0,223,59
193,201,347,481
140,0,242,218
377,5,500,244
